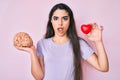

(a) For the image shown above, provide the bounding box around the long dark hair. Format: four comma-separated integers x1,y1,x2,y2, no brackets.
45,3,82,80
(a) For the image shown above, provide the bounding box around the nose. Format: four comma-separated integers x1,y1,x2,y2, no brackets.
58,18,63,26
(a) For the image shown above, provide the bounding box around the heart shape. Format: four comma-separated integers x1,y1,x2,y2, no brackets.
81,24,92,34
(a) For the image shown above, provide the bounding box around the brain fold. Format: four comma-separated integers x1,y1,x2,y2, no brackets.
13,32,33,47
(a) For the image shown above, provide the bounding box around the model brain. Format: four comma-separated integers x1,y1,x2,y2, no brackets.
13,32,33,47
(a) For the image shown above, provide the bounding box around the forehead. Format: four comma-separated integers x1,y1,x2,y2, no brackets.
52,9,69,16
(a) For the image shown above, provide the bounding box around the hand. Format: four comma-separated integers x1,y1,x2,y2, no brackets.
15,45,37,55
85,23,103,42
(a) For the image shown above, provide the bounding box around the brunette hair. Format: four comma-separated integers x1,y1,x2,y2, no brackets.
45,3,82,80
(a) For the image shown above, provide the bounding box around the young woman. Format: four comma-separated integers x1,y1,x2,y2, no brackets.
16,3,109,80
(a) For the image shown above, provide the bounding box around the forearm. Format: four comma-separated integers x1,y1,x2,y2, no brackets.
95,40,109,71
30,53,44,80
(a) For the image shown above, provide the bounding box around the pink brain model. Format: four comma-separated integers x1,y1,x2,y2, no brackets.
13,32,33,47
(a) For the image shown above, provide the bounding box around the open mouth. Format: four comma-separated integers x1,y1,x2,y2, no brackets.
57,27,63,31
57,27,65,34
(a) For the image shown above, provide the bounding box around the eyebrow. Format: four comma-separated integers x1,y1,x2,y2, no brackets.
62,16,69,18
53,16,69,17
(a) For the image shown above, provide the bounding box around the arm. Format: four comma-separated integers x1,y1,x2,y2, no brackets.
85,23,109,72
16,45,44,80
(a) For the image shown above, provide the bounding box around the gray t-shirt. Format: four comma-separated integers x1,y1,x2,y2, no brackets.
37,38,94,80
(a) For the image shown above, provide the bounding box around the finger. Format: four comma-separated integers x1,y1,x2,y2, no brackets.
92,23,98,29
15,46,29,51
15,46,23,50
94,23,98,28
31,45,35,48
99,25,104,31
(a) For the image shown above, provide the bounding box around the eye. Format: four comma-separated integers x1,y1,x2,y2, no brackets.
63,16,69,21
53,16,58,21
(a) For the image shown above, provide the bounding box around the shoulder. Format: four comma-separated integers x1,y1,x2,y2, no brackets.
37,38,51,43
79,38,88,46
79,38,92,49
37,38,52,46
79,38,94,60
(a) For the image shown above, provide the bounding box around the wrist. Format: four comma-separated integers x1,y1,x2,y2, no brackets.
94,38,103,43
94,40,104,46
30,50,37,56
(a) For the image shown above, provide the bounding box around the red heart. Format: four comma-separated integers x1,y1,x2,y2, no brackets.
81,24,92,34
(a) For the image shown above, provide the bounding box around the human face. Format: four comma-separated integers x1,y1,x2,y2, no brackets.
51,9,70,37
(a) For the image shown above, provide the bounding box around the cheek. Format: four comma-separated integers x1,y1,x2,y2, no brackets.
51,22,58,31
51,21,56,28
64,22,70,29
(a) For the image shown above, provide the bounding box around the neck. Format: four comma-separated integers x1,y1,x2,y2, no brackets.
52,35,69,44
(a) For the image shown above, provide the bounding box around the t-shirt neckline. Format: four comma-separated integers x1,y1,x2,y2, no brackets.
50,37,70,46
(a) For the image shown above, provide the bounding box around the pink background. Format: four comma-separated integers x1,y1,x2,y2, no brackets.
0,0,120,80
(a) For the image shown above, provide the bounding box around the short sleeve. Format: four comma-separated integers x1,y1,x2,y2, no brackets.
80,39,94,60
36,39,44,57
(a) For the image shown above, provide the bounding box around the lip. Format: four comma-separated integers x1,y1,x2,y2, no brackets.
57,27,64,33
57,27,63,30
